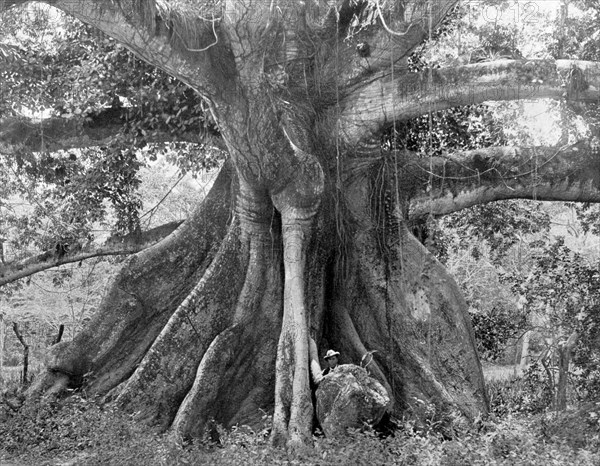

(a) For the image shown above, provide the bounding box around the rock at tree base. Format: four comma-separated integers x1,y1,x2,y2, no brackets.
316,364,391,437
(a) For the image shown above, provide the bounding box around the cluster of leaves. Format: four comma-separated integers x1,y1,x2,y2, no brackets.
0,5,224,263
571,308,600,401
446,200,551,264
0,11,131,251
0,394,200,465
1,144,143,253
548,3,600,60
387,104,506,158
571,202,600,237
471,305,527,362
511,238,598,321
503,237,600,400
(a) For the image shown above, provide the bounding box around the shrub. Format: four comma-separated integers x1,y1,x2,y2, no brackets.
487,364,553,416
539,403,600,450
0,393,199,465
2,394,600,466
471,306,526,363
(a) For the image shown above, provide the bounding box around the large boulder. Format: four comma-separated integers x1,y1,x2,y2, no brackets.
316,364,390,436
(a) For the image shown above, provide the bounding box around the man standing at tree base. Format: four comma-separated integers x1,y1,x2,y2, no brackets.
321,350,340,377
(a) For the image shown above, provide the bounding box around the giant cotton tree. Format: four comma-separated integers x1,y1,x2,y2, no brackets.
2,0,600,449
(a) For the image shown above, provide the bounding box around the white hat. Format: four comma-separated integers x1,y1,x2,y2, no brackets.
324,349,340,359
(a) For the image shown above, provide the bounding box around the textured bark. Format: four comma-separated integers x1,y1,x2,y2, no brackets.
333,173,488,419
0,112,223,152
406,142,600,219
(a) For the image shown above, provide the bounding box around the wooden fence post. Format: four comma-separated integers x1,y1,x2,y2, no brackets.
52,324,65,345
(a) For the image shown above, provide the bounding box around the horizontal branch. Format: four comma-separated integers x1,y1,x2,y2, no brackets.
406,141,600,220
0,221,182,286
339,59,600,147
0,111,225,152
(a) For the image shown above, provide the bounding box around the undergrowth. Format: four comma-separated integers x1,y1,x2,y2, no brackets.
1,389,599,465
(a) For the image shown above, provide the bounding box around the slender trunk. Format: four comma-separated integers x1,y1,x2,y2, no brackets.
12,322,29,386
556,332,578,411
540,347,555,401
519,330,532,375
557,0,570,59
0,312,4,386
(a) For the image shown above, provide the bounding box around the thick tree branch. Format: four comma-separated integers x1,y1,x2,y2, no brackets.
0,221,182,286
338,60,600,148
0,112,225,152
3,0,231,98
406,141,600,220
314,0,457,98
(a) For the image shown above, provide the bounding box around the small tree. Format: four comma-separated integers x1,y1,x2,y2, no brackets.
510,238,600,409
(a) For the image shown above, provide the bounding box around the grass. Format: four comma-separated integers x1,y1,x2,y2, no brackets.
482,363,520,382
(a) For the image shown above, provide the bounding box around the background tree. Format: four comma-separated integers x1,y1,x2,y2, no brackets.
1,0,600,450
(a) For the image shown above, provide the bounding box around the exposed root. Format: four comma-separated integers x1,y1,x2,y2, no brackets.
338,222,488,418
171,225,284,437
112,225,247,429
170,325,245,440
31,165,233,399
28,371,70,402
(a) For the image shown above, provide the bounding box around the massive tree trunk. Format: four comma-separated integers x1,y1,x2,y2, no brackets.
4,0,600,450
32,146,489,444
